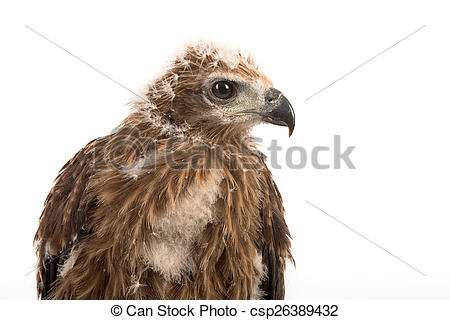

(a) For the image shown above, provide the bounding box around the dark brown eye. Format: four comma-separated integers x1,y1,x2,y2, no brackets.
211,81,235,99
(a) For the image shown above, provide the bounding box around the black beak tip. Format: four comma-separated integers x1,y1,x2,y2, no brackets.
286,98,295,137
288,125,294,137
282,99,295,137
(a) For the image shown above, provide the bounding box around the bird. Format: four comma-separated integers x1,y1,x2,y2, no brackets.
34,42,295,300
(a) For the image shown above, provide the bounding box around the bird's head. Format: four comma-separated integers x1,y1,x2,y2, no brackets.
133,43,295,142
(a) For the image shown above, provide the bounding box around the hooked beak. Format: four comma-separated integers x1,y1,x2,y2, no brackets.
244,88,295,136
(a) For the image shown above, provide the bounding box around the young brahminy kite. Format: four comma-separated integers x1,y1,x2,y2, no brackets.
35,42,295,299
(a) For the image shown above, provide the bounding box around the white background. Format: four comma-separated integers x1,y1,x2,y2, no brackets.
0,0,449,307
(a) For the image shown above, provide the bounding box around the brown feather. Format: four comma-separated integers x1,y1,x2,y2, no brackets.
35,42,292,299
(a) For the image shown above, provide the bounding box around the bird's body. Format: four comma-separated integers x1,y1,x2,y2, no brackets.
35,43,294,299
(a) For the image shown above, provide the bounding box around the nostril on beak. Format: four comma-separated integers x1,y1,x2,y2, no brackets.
265,88,282,104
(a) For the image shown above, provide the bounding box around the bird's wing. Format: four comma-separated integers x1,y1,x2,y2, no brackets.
34,139,100,299
256,153,293,300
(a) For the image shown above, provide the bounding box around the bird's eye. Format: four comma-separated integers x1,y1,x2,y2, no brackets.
211,81,235,99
